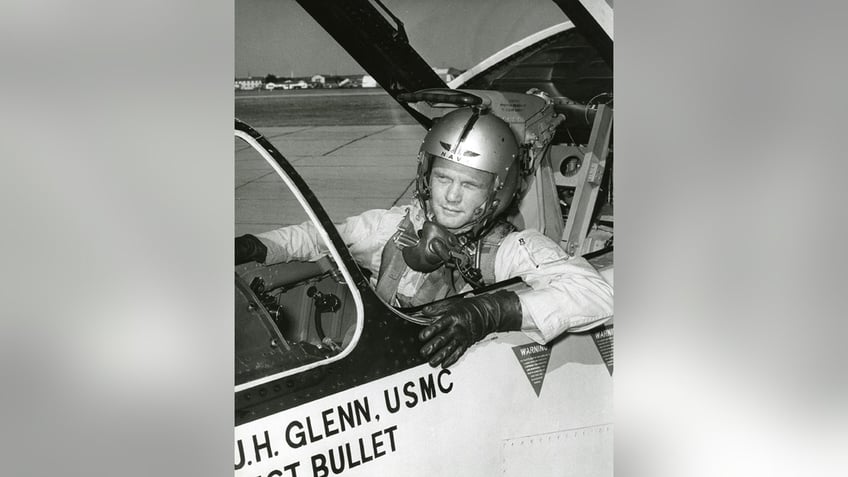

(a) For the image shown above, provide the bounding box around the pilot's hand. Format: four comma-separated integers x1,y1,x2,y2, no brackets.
402,220,459,273
235,234,267,265
419,291,523,368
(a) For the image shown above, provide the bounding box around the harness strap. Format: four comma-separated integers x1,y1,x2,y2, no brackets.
476,221,516,285
376,217,516,305
396,268,456,308
375,211,415,303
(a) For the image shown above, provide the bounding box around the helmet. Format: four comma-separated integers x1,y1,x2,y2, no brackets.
415,107,521,239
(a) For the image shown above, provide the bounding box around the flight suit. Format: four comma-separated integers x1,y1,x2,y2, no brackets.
255,201,613,345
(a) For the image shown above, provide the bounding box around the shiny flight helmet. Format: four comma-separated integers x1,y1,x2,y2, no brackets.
415,107,522,239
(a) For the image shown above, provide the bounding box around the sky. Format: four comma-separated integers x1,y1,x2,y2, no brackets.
235,0,577,78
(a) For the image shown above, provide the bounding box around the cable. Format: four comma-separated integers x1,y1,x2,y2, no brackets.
585,92,613,124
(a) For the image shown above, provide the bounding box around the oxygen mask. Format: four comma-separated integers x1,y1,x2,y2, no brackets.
402,220,461,273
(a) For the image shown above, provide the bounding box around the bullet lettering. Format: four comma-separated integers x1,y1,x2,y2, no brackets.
308,425,399,476
372,428,385,458
437,369,453,393
403,381,418,408
285,397,372,449
419,373,436,402
253,430,273,463
286,420,306,449
311,453,328,477
322,408,339,438
234,438,246,470
384,387,400,413
384,370,454,413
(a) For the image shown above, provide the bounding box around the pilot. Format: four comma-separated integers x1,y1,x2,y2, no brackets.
235,107,613,368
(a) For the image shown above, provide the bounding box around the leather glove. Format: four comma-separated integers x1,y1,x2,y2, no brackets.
419,290,523,368
402,220,459,273
235,234,267,265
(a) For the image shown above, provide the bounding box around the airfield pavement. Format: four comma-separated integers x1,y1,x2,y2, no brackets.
235,124,424,236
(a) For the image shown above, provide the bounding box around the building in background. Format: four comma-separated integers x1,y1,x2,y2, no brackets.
361,75,377,88
235,77,264,90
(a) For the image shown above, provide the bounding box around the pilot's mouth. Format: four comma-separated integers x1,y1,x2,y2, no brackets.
441,206,462,215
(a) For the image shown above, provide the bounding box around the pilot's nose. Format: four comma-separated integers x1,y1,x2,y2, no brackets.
445,183,462,203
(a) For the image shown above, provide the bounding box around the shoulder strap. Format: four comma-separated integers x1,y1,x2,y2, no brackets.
477,222,516,286
375,211,415,303
397,267,456,308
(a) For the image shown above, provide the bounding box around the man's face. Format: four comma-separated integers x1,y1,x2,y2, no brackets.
428,158,493,231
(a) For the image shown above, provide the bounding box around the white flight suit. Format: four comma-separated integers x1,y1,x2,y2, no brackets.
256,201,613,344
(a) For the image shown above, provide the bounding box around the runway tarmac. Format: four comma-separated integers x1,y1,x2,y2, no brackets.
235,124,425,236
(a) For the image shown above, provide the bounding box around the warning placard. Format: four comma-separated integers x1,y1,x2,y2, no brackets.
591,325,614,375
512,343,552,397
